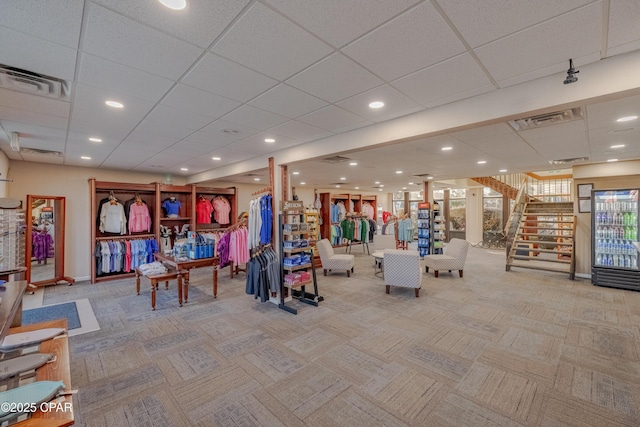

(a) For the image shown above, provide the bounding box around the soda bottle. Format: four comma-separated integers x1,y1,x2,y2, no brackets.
596,253,602,265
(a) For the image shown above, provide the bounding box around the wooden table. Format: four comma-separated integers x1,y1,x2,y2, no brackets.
7,319,74,427
153,253,220,300
135,267,188,310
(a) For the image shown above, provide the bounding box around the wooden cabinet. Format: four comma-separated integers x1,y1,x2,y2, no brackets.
89,179,237,283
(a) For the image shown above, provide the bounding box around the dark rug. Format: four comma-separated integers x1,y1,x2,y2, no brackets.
22,301,81,330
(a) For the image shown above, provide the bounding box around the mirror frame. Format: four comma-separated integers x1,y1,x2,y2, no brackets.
25,195,75,286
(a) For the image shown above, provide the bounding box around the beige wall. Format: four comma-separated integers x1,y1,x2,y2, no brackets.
8,161,186,281
573,160,640,277
0,151,9,198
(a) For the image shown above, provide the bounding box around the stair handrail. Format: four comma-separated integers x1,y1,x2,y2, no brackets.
504,176,530,257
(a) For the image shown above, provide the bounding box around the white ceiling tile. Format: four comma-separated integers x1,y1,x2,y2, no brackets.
94,0,250,48
83,4,204,80
71,84,155,137
286,53,383,103
144,105,214,132
124,131,177,150
439,0,592,48
78,54,174,103
221,105,289,130
66,131,120,150
474,3,602,82
0,0,83,48
586,93,640,131
343,2,466,81
0,88,70,119
297,105,372,132
170,139,221,155
268,120,332,142
264,0,421,48
162,84,241,118
133,118,195,142
607,1,640,53
0,26,78,81
188,120,260,146
182,53,277,102
336,84,421,122
0,105,68,130
392,54,494,106
212,2,333,80
102,146,152,168
248,84,328,119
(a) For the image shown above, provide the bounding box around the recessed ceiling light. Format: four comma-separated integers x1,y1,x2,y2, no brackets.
402,187,407,190
300,182,306,185
254,177,261,181
264,138,275,143
379,188,382,191
477,160,487,164
499,169,507,173
369,101,384,109
81,156,91,160
408,182,414,185
616,115,638,122
212,157,221,161
607,159,618,162
442,146,452,151
610,144,626,149
380,184,384,187
374,181,380,184
340,177,346,180
336,185,340,188
427,176,433,180
355,186,359,190
89,137,102,143
292,171,300,175
349,162,358,166
105,100,123,108
159,0,186,10
181,168,188,171
395,170,402,174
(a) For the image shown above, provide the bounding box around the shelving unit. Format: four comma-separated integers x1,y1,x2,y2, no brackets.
193,186,237,233
0,207,25,272
304,209,319,242
432,201,445,254
319,192,377,248
89,179,237,283
279,204,321,315
417,202,430,257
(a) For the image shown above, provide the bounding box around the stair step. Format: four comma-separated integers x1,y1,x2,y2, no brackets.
510,255,571,264
517,233,573,238
507,262,572,274
509,247,573,255
513,239,573,246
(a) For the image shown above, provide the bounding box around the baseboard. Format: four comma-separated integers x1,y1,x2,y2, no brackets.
575,273,591,279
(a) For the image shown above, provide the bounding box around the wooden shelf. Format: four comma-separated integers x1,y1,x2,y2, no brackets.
284,263,313,271
284,279,312,288
283,247,312,254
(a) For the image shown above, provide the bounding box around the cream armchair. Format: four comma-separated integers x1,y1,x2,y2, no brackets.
383,249,422,297
316,239,355,277
423,238,470,278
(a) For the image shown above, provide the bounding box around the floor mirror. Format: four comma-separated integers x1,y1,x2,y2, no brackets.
25,195,75,286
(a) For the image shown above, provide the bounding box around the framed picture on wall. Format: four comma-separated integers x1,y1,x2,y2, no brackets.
579,198,591,213
578,183,593,199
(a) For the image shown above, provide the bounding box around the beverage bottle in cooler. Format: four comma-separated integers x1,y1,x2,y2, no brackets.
632,255,638,269
602,211,608,224
596,253,602,265
596,211,602,224
608,254,614,266
624,255,630,268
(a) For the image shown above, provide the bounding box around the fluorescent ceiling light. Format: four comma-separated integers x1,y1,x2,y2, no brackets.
89,137,102,143
105,100,124,108
369,101,384,109
610,144,625,148
159,0,186,10
616,115,637,122
212,157,221,161
81,156,91,160
442,146,452,151
264,138,275,143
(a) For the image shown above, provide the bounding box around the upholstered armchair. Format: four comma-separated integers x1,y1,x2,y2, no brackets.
316,238,355,277
383,249,422,297
423,238,470,278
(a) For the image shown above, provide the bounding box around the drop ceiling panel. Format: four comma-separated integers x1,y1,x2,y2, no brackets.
188,120,260,145
103,146,155,167
212,2,333,81
229,133,301,156
336,84,421,122
71,84,155,137
0,0,84,48
220,105,289,131
161,84,241,118
182,53,278,103
585,94,640,130
139,149,196,167
474,3,602,83
248,84,328,119
439,0,592,48
78,54,174,103
169,139,220,155
268,120,332,142
392,53,494,106
343,2,466,81
82,4,204,80
133,118,195,142
0,106,69,131
19,153,64,165
297,105,371,132
66,131,120,150
143,105,215,133
93,0,250,48
286,53,383,103
607,1,640,53
0,26,78,81
124,131,178,150
0,88,70,119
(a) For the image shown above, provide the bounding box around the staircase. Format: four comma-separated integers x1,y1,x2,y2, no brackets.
506,201,576,279
471,176,519,200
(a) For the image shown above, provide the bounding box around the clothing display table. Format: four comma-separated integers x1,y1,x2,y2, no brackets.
153,253,219,298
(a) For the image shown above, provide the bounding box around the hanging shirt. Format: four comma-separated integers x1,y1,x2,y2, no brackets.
100,202,127,234
196,198,214,223
260,194,272,245
129,203,151,233
212,197,231,225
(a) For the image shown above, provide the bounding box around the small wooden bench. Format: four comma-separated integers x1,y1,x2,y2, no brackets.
135,267,189,310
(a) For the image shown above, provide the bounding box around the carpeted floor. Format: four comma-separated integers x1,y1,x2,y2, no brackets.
39,245,640,426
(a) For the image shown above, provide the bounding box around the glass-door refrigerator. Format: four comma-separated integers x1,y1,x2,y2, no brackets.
592,188,639,290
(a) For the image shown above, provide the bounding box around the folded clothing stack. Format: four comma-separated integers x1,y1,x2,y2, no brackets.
137,261,168,276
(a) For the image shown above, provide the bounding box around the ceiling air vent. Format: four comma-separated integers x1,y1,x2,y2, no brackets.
508,107,583,131
20,147,63,157
549,157,588,165
0,64,70,100
321,155,352,164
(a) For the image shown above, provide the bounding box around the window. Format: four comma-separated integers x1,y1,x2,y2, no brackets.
449,189,466,231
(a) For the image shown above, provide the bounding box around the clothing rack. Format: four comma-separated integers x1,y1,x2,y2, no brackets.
96,234,155,241
252,187,272,196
